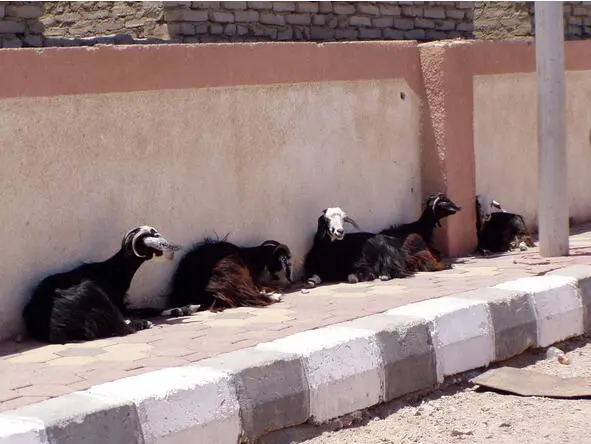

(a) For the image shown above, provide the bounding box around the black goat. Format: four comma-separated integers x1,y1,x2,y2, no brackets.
381,192,462,259
476,194,535,254
303,208,412,288
165,238,293,314
22,226,179,344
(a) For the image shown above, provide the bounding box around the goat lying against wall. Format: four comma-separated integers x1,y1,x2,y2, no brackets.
303,206,451,288
22,226,179,344
380,192,462,260
475,194,535,254
164,238,293,314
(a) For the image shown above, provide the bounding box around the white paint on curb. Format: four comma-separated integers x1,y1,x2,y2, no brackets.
0,416,46,444
257,325,384,424
87,366,241,444
386,297,494,382
495,275,583,347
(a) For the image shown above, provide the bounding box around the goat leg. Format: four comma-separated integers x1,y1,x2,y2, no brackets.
306,274,322,288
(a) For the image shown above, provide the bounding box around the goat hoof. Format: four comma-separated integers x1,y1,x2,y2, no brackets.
379,275,391,281
347,273,360,284
269,293,283,303
519,241,528,251
306,275,322,288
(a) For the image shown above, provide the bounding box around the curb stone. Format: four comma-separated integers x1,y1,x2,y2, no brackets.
1,264,590,443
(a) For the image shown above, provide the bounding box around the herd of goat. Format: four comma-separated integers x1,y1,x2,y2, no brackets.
22,193,535,344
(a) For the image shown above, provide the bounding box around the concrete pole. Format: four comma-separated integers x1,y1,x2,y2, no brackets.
535,1,569,257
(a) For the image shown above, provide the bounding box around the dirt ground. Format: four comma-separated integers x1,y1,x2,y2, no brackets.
289,335,591,444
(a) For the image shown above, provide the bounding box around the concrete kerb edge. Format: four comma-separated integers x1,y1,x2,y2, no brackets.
2,264,591,443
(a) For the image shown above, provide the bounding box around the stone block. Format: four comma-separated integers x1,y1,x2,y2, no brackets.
549,265,591,333
333,3,355,15
394,17,414,30
383,28,404,39
285,13,311,25
181,9,208,21
310,26,335,40
198,348,309,440
297,2,319,13
222,1,247,9
380,4,401,16
87,367,241,443
359,28,382,39
356,2,379,15
248,2,273,10
349,15,371,27
343,314,438,401
495,275,583,347
335,28,359,39
0,21,25,34
260,13,284,25
0,392,141,444
424,7,446,19
388,297,494,383
456,288,537,362
258,325,383,424
272,2,296,12
373,16,394,27
234,10,259,22
211,12,235,23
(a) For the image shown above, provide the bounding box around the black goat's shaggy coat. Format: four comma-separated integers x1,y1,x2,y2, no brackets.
22,226,178,344
381,192,461,260
166,238,293,313
477,211,535,253
304,208,448,288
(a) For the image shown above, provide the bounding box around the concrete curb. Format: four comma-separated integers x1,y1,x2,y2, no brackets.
2,264,591,444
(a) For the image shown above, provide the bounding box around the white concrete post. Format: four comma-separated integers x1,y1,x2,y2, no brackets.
535,1,569,257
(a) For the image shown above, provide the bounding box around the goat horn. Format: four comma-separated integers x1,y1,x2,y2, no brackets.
344,216,361,230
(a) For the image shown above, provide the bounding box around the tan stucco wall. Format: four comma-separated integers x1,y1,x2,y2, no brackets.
0,79,421,340
474,70,591,231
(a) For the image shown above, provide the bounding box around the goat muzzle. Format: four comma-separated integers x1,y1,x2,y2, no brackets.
142,237,181,260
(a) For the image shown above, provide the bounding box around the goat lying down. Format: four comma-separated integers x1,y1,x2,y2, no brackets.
164,238,293,315
22,226,179,344
381,192,462,259
476,194,535,254
303,207,447,288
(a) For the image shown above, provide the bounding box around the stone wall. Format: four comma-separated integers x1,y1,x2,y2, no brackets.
1,1,591,48
0,1,474,47
474,1,591,41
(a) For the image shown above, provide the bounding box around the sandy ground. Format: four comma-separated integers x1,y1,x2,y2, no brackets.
272,335,591,444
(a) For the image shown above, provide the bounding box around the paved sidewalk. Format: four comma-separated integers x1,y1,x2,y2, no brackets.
2,225,591,413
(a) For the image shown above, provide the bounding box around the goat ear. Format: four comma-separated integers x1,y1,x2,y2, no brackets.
344,216,361,230
261,240,280,248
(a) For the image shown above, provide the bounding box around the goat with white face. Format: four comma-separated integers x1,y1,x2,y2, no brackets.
475,194,534,254
303,208,411,287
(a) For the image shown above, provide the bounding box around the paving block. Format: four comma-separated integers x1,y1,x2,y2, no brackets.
0,392,140,444
196,347,309,440
387,297,494,382
87,366,240,444
455,287,536,362
548,265,591,333
339,314,437,401
257,325,383,424
495,275,583,347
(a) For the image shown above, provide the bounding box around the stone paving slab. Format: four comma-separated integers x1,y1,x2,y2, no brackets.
1,225,591,412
